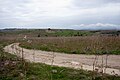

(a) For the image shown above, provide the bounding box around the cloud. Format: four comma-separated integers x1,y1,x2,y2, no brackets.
73,23,120,30
72,0,120,8
0,0,120,29
0,0,73,21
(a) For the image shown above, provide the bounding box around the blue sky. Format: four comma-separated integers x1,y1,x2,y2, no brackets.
0,0,120,30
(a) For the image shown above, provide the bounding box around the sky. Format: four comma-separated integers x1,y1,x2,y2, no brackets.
0,0,120,30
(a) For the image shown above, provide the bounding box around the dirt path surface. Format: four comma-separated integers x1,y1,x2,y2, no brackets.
4,43,120,76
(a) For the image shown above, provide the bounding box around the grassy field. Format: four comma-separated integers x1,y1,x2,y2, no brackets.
1,29,119,37
0,29,120,80
20,36,120,54
0,39,120,80
1,29,120,54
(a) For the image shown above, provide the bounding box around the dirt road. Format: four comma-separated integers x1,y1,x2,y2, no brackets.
4,43,120,76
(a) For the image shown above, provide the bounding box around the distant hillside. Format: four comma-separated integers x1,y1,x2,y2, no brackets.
0,29,119,37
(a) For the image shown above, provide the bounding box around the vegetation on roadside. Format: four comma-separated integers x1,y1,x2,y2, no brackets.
0,46,120,80
20,36,120,55
1,29,119,54
0,31,120,80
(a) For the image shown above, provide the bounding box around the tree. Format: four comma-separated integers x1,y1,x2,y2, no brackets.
38,34,41,37
48,28,51,31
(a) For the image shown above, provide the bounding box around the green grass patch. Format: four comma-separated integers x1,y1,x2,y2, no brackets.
20,36,120,55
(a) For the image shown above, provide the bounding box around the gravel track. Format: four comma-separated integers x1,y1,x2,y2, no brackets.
4,43,120,76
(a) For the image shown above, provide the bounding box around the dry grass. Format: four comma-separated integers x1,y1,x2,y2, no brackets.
0,31,120,80
20,36,120,54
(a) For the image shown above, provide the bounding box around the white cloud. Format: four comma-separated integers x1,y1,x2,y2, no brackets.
0,0,120,29
0,0,74,22
73,23,120,30
79,23,119,27
72,0,120,8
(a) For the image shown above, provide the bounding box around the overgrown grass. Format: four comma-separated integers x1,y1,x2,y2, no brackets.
20,36,120,55
1,51,120,80
0,38,120,80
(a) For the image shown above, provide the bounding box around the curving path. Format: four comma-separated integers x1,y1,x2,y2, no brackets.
4,43,120,76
